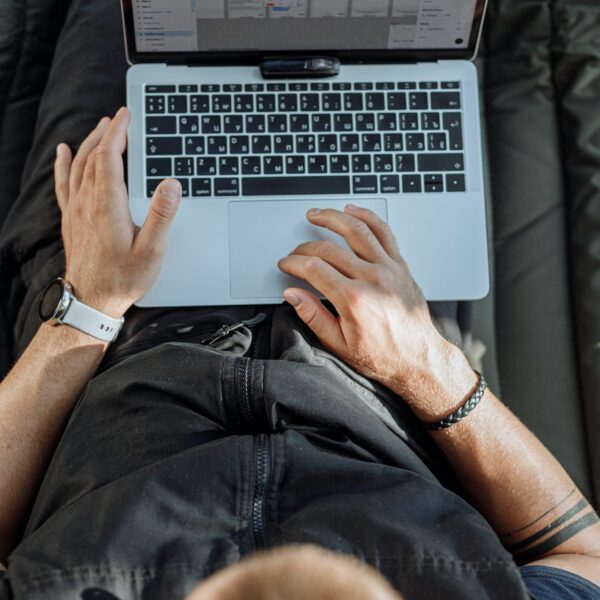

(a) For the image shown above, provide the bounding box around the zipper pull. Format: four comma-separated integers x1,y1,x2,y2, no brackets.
200,313,268,347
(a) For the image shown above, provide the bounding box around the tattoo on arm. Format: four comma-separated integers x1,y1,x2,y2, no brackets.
501,491,600,564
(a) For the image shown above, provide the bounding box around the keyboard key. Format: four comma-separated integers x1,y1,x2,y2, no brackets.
308,155,328,174
441,81,460,89
286,156,306,174
201,84,220,93
146,85,175,93
312,114,331,132
196,157,217,175
296,134,316,153
219,157,239,175
145,96,165,114
361,134,382,152
207,136,228,154
322,94,341,111
340,134,360,152
398,82,417,90
179,115,199,134
184,136,205,154
190,95,210,113
300,94,320,111
245,115,266,133
212,95,232,113
374,154,394,173
387,92,407,110
267,83,286,91
224,115,244,133
419,81,438,90
402,174,422,193
274,135,294,153
366,93,385,110
332,82,352,90
224,84,242,92
408,92,428,110
384,133,403,151
175,178,190,197
175,157,194,176
377,113,397,131
178,84,198,93
424,174,444,193
278,94,298,112
427,133,447,151
406,133,425,151
421,113,441,130
311,82,330,91
376,82,395,90
290,114,310,132
355,113,375,131
192,178,212,197
353,176,377,194
330,155,350,173
242,176,350,196
242,156,261,175
344,93,363,111
418,153,464,172
201,115,221,134
264,156,284,174
396,154,416,172
268,115,287,133
256,94,276,112
399,113,419,130
146,116,176,134
352,155,371,173
146,178,163,197
252,135,272,153
354,82,373,91
146,137,182,156
431,92,461,109
334,113,353,132
229,135,250,154
443,113,463,150
318,134,338,153
290,83,308,91
446,173,466,192
380,175,400,193
168,95,187,113
245,83,264,92
146,158,171,177
214,178,239,196
234,95,254,112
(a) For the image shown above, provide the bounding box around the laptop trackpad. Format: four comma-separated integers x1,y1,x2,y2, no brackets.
228,199,388,299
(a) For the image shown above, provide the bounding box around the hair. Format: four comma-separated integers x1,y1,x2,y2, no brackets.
186,544,403,600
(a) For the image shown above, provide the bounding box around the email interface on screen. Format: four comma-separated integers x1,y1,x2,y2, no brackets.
132,0,479,54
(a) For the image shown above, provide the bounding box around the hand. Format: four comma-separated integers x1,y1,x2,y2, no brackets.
54,107,181,318
278,205,468,408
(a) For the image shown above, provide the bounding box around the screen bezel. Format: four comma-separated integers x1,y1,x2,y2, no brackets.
121,0,488,66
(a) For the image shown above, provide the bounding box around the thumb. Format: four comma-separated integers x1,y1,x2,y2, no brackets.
283,288,346,351
134,179,181,255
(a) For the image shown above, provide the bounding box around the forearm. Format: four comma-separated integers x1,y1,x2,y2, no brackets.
395,339,600,563
0,323,107,560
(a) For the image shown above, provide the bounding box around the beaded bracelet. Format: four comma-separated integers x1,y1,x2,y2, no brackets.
425,371,487,431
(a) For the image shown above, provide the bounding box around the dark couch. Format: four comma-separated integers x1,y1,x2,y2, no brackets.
0,0,598,508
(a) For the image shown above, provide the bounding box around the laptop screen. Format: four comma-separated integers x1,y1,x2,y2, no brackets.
129,0,483,56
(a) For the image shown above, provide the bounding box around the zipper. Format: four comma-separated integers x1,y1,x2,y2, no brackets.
200,312,267,347
252,434,271,549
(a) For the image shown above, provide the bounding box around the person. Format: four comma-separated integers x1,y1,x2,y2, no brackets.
0,2,599,599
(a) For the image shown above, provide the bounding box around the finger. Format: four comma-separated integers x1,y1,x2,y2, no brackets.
70,117,111,195
277,254,350,309
291,240,370,279
80,146,98,194
54,143,73,211
283,287,346,351
95,107,131,189
344,204,403,261
133,179,181,256
306,208,388,263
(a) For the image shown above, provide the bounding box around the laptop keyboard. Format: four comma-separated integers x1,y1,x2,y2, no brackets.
143,81,465,198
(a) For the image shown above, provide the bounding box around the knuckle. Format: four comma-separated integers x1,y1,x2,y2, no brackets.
344,285,365,308
350,219,370,237
318,241,337,258
304,256,323,273
151,198,176,223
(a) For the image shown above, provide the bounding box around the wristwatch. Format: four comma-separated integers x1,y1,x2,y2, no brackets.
38,278,124,343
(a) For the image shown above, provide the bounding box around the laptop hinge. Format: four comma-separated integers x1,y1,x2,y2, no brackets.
260,56,340,79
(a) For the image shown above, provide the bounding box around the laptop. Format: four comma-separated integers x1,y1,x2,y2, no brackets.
121,0,489,307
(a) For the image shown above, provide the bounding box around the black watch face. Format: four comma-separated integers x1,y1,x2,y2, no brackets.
39,279,64,321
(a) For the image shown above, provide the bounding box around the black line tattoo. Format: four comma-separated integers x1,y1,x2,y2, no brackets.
501,487,576,538
507,499,589,552
515,511,600,564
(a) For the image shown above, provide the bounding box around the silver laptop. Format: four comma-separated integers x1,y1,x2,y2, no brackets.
121,0,489,307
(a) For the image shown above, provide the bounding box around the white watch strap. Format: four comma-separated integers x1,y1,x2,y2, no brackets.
61,297,124,342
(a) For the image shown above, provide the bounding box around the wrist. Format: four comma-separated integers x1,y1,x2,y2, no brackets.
392,335,479,422
63,275,131,319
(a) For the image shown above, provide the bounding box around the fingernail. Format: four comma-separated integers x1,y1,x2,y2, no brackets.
284,292,300,307
56,144,63,158
346,203,357,211
308,208,320,217
160,180,181,202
